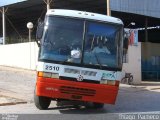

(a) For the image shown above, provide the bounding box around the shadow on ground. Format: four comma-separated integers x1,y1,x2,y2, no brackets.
48,100,107,114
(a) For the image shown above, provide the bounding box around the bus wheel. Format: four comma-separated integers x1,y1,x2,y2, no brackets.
34,91,51,110
93,102,104,109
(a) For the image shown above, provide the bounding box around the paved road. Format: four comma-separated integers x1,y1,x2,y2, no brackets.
0,66,160,119
0,66,36,102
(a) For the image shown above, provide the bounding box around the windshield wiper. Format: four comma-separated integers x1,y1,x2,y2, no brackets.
94,53,102,69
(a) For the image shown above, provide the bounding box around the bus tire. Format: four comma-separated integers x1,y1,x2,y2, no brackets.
93,102,104,109
34,91,51,110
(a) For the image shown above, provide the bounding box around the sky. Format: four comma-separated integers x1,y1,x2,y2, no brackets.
0,0,27,7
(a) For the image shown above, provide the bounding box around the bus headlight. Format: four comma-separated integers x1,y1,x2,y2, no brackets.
100,79,116,85
43,72,52,78
100,79,108,84
107,80,116,85
51,73,59,78
38,72,59,79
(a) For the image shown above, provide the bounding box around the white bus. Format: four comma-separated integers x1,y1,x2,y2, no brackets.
34,9,124,109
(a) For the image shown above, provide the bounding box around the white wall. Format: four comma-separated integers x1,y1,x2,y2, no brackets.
0,42,39,70
122,42,142,84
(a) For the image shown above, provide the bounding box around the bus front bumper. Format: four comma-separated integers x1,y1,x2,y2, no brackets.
36,77,119,104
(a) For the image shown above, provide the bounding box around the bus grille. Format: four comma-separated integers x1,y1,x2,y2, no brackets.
64,68,97,77
60,86,96,96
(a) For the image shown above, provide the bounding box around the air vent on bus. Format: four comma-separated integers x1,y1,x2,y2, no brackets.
64,68,97,77
60,86,96,96
81,70,97,76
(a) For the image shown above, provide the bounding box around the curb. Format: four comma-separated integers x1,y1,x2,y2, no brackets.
0,101,27,106
0,94,28,106
0,89,32,106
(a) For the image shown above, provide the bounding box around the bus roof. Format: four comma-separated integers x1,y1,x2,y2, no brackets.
46,9,123,25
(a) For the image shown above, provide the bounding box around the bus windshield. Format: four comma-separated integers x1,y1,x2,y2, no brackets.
40,16,123,69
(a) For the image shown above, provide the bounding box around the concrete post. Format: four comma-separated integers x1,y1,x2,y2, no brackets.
47,0,50,10
107,0,111,16
44,0,52,10
2,7,6,45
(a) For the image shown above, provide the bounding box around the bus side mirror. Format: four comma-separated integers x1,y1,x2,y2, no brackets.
36,19,44,47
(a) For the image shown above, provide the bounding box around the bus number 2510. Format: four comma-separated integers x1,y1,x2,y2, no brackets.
45,65,59,71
